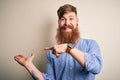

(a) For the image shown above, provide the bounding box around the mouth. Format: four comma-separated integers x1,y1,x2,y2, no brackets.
62,25,73,30
62,27,72,32
65,27,72,30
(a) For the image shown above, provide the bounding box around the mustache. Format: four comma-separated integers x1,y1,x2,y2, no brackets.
60,25,74,30
56,26,80,44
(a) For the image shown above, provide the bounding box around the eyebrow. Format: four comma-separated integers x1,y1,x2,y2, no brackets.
61,15,75,18
68,15,75,17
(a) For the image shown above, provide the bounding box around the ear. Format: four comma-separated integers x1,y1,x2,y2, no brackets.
58,19,61,27
76,18,79,26
77,18,79,23
58,19,60,24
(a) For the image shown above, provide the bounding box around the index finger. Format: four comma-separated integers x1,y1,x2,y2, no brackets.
44,46,53,50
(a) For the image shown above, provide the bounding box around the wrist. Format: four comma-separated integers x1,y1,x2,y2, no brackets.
25,62,33,69
66,43,75,54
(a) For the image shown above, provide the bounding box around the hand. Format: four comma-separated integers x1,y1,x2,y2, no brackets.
14,53,35,67
44,44,67,57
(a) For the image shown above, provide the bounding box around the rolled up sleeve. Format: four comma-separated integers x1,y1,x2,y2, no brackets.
84,40,102,74
42,50,55,80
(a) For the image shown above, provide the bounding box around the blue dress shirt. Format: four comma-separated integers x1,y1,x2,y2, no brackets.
43,38,102,80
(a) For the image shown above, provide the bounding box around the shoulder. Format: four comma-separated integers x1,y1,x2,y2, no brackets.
77,38,99,48
79,38,98,44
77,38,100,52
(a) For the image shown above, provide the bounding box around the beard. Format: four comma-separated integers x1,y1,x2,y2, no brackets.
56,24,80,44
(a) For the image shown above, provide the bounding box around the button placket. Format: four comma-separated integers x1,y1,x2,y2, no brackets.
69,55,73,80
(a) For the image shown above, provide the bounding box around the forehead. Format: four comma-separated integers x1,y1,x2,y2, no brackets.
62,12,77,18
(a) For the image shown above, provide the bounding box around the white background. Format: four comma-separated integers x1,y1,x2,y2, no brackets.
0,0,120,80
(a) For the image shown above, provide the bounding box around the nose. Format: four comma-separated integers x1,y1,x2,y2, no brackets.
64,20,70,26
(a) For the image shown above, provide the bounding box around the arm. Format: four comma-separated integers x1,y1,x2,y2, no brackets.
44,44,85,67
69,48,85,67
69,40,102,74
45,40,102,74
14,53,44,80
43,50,56,80
25,62,44,80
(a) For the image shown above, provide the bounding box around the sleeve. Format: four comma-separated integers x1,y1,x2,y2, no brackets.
42,50,55,80
84,40,102,74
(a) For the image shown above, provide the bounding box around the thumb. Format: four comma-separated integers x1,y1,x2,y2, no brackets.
30,53,35,59
44,46,53,50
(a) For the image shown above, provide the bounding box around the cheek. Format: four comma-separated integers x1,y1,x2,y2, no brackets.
59,22,65,27
73,22,78,27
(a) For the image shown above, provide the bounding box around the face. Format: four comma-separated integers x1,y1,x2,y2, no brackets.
58,12,79,33
56,12,80,44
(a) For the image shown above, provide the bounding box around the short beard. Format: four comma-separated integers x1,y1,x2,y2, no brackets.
56,25,80,44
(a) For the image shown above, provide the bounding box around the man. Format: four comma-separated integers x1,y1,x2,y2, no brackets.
14,4,102,80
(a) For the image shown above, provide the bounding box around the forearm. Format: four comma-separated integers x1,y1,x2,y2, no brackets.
69,48,85,67
25,63,44,80
70,48,102,74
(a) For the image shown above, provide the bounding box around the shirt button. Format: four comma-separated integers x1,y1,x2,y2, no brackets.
70,67,72,70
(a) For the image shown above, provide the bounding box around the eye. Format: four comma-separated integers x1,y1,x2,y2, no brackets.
69,18,74,21
60,18,65,21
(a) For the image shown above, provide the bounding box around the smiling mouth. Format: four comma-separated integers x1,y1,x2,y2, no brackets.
66,27,71,30
64,28,72,32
